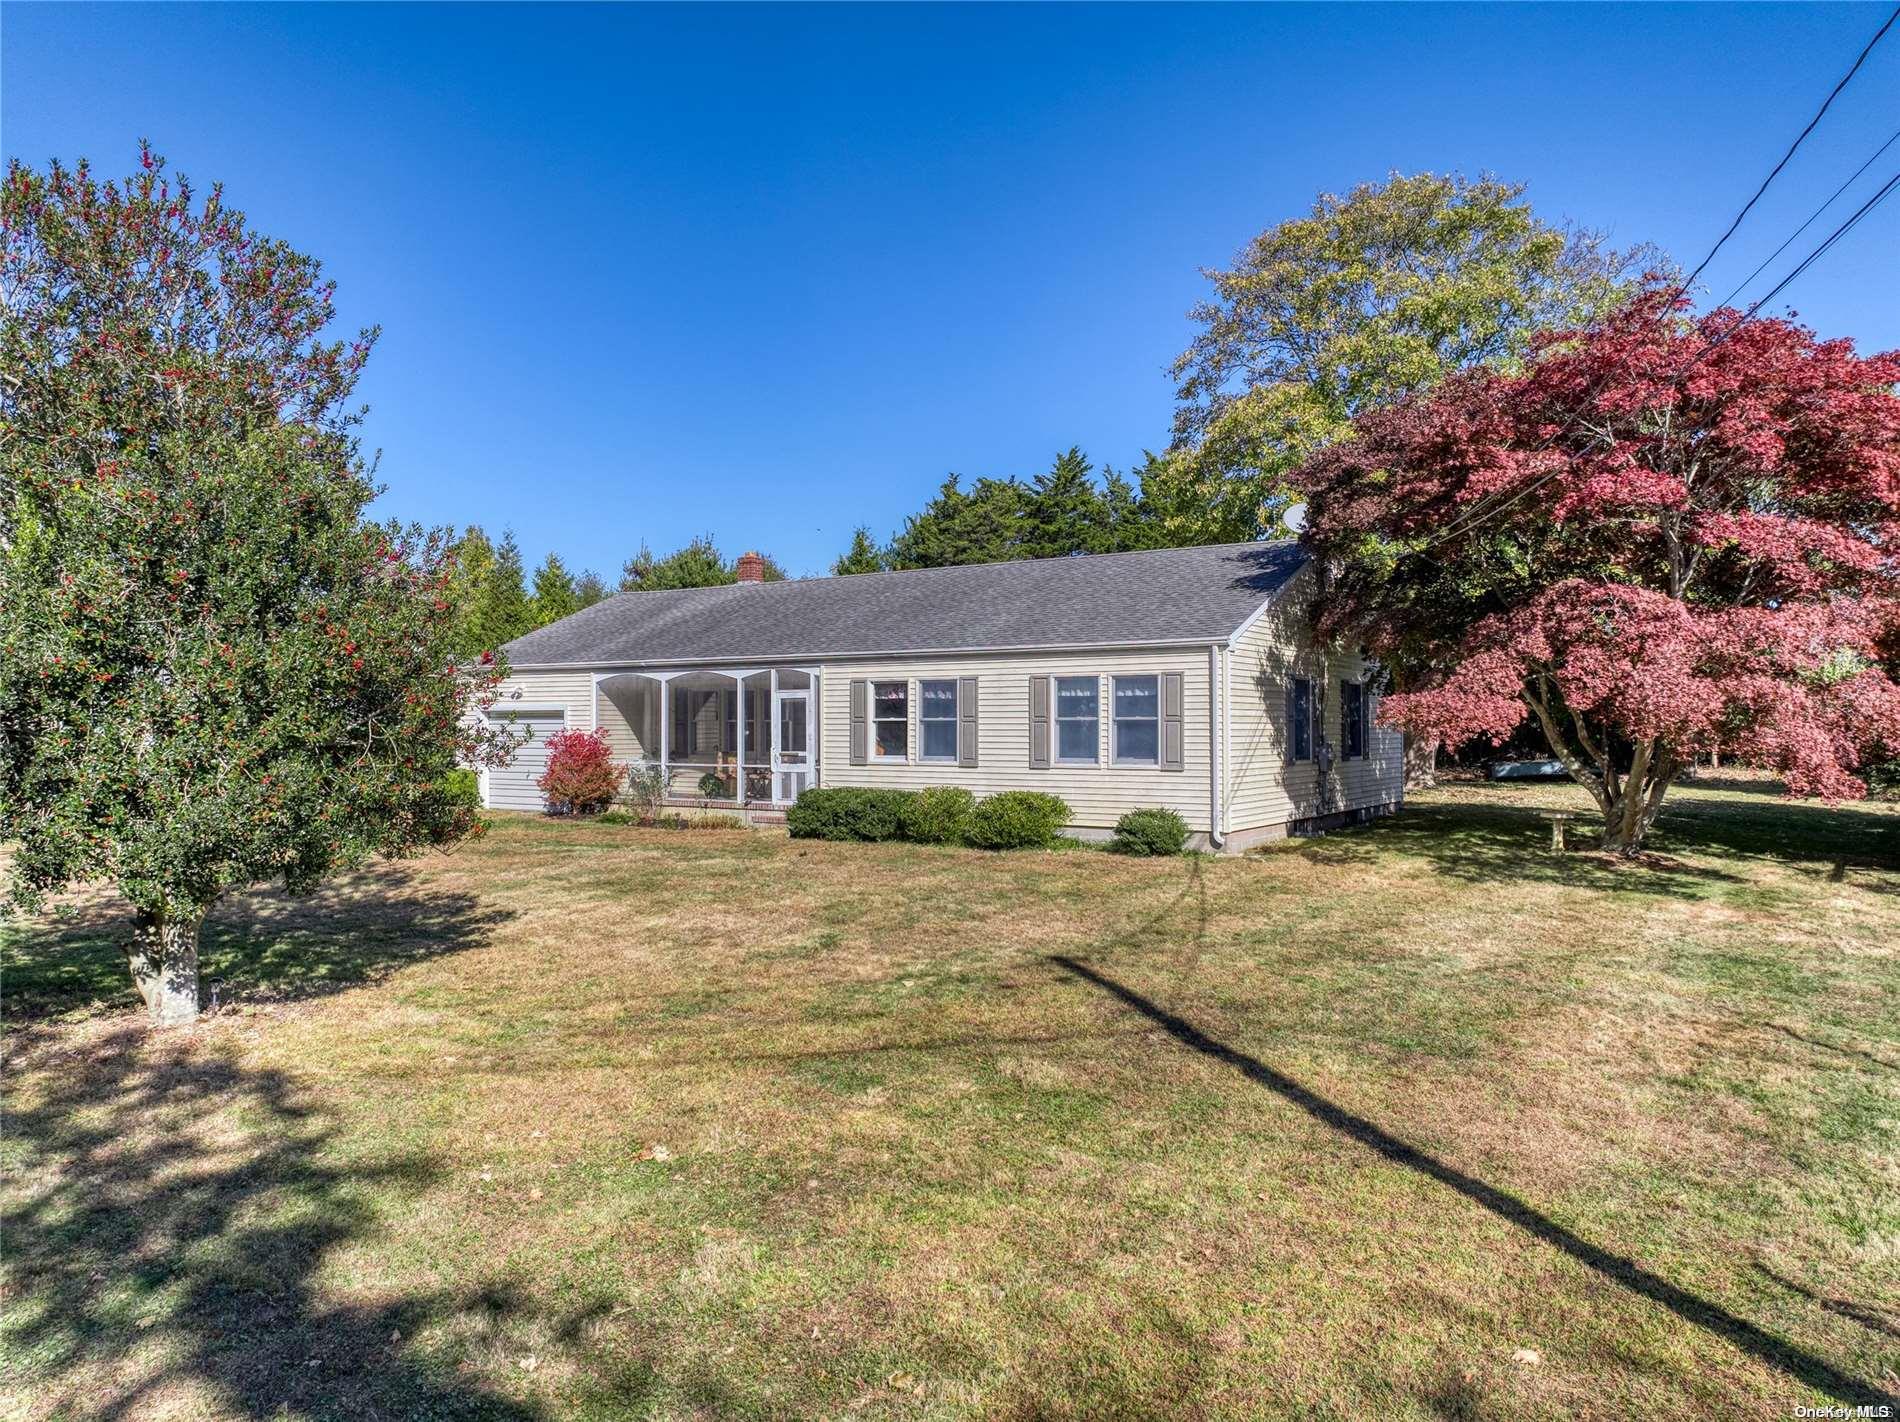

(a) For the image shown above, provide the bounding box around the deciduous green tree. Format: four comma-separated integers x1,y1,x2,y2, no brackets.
1157,172,1651,543
0,147,509,1023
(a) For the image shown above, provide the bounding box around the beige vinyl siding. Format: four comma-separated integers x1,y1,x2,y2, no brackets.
820,648,1213,831
490,669,596,726
481,670,594,812
596,679,651,761
1224,568,1403,833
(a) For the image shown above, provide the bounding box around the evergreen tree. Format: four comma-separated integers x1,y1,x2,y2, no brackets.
530,552,580,628
832,527,886,576
627,535,735,591
476,530,532,649
619,542,656,593
573,569,610,609
445,526,495,656
1102,460,1170,551
888,475,1029,569
1023,447,1108,559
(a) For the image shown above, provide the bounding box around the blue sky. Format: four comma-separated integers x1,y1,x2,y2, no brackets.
5,3,1897,579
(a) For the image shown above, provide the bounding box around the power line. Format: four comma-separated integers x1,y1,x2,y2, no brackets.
1681,3,1900,294
1715,125,1900,310
1728,168,1900,322
1406,5,1900,558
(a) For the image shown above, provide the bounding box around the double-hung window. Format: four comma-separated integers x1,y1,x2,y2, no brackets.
919,679,959,761
1288,678,1313,761
1112,675,1160,765
1054,676,1100,763
872,681,909,759
1341,681,1367,760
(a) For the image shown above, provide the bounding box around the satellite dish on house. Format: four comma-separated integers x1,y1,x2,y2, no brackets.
1283,502,1308,533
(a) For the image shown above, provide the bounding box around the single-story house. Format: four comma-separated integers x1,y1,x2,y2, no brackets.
484,542,1402,850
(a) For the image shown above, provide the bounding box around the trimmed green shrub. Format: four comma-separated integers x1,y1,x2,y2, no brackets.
596,810,638,825
442,768,481,810
1112,807,1190,856
903,786,977,844
785,786,916,841
965,791,1070,850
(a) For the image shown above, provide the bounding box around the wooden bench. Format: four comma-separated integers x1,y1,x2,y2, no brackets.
1539,810,1577,852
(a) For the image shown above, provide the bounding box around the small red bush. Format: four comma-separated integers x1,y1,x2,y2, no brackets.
536,727,623,814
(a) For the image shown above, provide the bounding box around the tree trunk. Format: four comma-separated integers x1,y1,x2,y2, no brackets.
126,907,205,1026
1403,732,1439,790
1598,753,1675,857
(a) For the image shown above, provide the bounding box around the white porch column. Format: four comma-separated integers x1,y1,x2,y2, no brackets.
658,673,671,793
732,670,745,805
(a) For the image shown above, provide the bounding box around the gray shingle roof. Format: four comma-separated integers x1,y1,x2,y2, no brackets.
500,540,1306,667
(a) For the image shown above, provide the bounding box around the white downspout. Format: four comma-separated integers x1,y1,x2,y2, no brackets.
1222,643,1232,841
1208,642,1225,851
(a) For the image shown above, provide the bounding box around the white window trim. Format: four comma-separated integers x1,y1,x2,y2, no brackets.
1111,673,1161,768
1052,673,1103,767
918,677,959,763
871,678,910,761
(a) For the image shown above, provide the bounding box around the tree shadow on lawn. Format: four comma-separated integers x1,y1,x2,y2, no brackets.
1288,788,1898,895
1,867,517,1022
1048,953,1898,1409
0,1024,610,1421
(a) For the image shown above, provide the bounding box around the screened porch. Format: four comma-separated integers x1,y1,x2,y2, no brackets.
593,667,818,806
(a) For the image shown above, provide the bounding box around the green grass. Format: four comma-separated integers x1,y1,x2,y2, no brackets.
3,773,1897,1420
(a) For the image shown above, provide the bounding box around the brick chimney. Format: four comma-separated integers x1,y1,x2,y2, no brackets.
734,550,767,584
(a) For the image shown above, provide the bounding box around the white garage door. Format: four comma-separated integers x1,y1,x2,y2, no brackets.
484,708,566,811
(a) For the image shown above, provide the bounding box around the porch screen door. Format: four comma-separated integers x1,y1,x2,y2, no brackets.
772,691,812,804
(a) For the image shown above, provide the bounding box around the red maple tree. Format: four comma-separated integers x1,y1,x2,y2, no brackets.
1294,289,1900,853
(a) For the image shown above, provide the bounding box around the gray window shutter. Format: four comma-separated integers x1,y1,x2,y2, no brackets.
1028,675,1050,769
958,676,979,768
1161,671,1185,771
849,679,868,765
1284,681,1297,764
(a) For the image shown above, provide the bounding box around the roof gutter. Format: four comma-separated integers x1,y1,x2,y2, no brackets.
503,635,1238,673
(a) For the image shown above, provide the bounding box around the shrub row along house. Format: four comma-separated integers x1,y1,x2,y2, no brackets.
483,542,1401,849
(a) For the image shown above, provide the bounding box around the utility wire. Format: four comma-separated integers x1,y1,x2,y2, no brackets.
1727,168,1900,322
1681,3,1900,293
1406,4,1900,558
1715,125,1900,310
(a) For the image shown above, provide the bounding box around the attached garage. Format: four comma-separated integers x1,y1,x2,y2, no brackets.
482,707,565,811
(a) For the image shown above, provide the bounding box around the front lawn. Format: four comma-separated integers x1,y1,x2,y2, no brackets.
4,777,1897,1419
